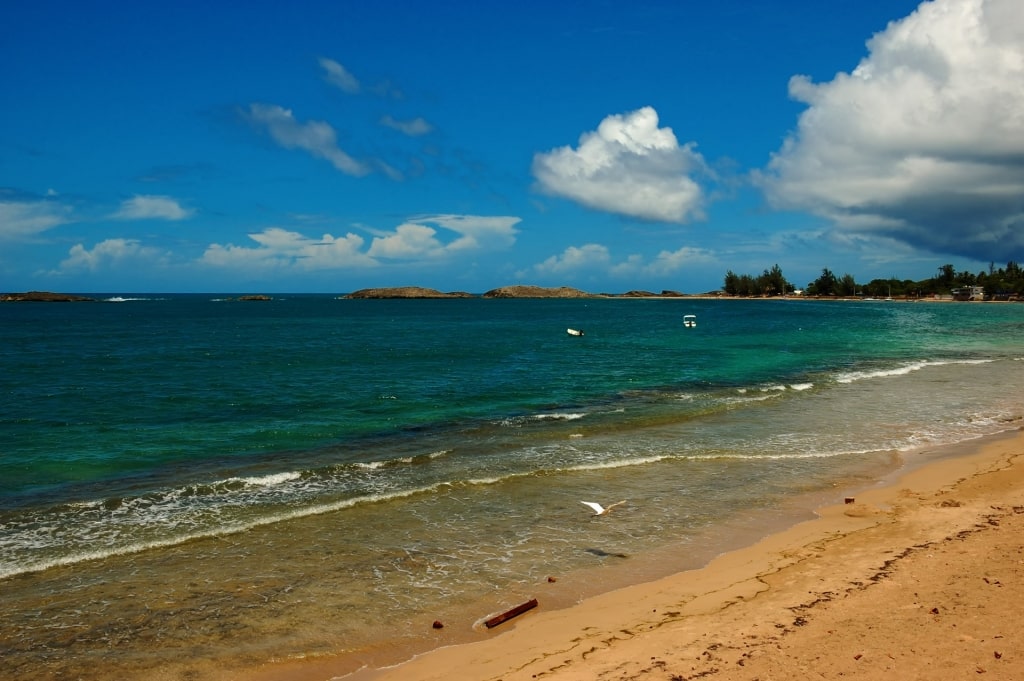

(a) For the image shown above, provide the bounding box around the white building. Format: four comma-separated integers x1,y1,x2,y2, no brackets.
950,286,984,301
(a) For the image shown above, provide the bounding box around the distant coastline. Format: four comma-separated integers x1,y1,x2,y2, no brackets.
343,285,694,299
1,286,1005,302
0,291,97,302
1,292,274,303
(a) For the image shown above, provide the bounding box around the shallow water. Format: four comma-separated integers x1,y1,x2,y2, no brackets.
2,297,1023,679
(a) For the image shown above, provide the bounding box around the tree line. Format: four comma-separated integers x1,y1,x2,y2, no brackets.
722,261,1024,299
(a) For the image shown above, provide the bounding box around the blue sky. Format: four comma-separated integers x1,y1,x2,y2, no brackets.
2,0,1022,293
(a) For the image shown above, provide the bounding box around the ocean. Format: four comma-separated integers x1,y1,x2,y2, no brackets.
2,295,1023,679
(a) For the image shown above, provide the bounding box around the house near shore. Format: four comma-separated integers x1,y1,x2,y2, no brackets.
950,286,985,301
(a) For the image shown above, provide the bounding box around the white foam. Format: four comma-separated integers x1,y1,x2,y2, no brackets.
498,412,587,427
235,471,302,487
558,455,670,472
355,461,387,470
0,482,446,580
836,358,994,384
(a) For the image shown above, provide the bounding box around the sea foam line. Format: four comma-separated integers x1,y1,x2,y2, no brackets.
103,296,163,302
836,358,995,384
498,412,588,427
443,452,674,488
0,482,447,581
234,471,302,487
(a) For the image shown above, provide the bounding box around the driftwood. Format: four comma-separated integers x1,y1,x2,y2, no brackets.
484,598,538,629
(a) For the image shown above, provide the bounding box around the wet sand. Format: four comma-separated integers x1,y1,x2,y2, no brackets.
247,427,1024,681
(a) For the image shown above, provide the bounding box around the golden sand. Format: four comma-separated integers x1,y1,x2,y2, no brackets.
245,429,1024,681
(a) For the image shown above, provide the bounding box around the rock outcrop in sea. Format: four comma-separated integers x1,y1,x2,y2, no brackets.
481,285,594,298
344,287,475,299
1,291,95,302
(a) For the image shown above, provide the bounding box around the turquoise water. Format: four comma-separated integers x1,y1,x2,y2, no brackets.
2,296,1024,679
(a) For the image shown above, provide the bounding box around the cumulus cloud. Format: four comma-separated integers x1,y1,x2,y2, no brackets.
319,57,361,94
367,223,444,259
201,215,519,271
532,106,710,223
246,103,371,177
367,214,520,259
57,238,167,272
756,0,1024,261
530,242,715,279
0,198,72,240
379,114,433,136
201,228,375,271
532,244,612,275
637,246,717,276
112,195,193,221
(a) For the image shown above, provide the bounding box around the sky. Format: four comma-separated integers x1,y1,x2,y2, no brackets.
2,0,1023,294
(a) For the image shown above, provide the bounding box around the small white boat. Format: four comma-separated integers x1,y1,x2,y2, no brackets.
566,328,584,336
683,315,697,328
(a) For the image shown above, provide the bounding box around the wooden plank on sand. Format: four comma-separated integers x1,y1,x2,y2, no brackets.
484,598,538,629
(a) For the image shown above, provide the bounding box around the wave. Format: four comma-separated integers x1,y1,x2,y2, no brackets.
354,449,451,470
835,358,994,384
736,382,814,394
457,454,673,487
497,412,587,427
234,471,302,487
7,401,1021,582
0,481,447,580
102,296,164,302
724,391,783,405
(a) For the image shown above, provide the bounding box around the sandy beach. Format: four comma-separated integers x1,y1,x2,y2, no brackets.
248,428,1024,681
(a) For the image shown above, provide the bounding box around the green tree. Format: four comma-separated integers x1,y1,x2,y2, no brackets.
808,268,838,296
737,274,758,296
758,264,790,296
838,273,857,297
724,265,791,296
954,269,976,286
937,264,956,289
723,270,740,295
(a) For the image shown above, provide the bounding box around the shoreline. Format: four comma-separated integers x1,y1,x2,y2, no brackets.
242,427,1024,681
5,288,1010,303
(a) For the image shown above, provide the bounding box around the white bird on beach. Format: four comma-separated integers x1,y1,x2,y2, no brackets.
580,500,626,515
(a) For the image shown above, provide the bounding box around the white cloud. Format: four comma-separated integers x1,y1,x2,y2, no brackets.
367,223,444,259
533,244,612,275
201,215,519,271
57,238,167,272
201,228,375,271
637,246,717,277
530,243,715,280
112,195,193,221
424,214,520,252
246,103,371,177
367,214,520,259
319,57,361,94
0,199,72,240
319,57,403,99
532,106,710,223
380,115,433,136
756,0,1024,262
